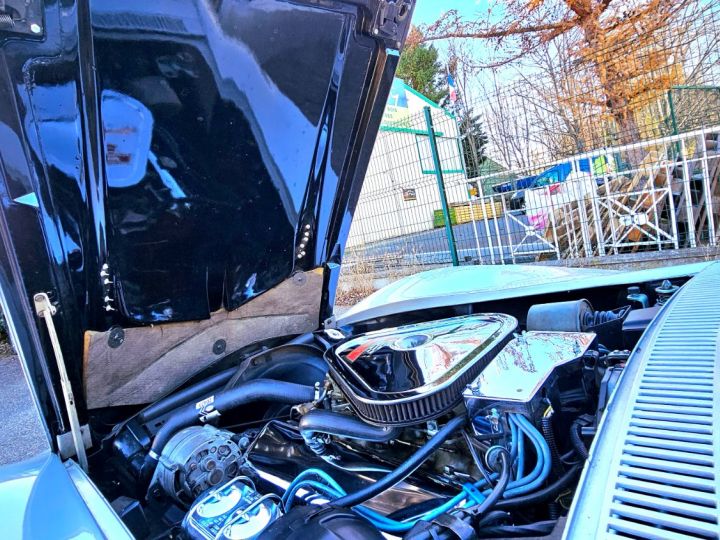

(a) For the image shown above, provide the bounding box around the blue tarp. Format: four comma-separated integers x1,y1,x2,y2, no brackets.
492,157,599,193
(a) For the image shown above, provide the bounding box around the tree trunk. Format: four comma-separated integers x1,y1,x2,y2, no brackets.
581,21,647,168
611,106,646,167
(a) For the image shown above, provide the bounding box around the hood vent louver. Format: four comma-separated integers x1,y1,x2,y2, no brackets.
565,263,720,539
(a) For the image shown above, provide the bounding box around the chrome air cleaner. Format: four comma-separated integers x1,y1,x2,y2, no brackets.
326,314,517,426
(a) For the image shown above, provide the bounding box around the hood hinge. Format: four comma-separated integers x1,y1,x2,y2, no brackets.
33,292,89,471
373,0,413,48
323,314,337,329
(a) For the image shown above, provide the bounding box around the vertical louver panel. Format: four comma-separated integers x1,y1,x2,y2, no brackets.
565,263,720,539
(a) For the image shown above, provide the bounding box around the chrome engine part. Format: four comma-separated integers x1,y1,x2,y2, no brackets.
153,425,244,503
182,477,278,540
463,331,596,418
110,306,664,539
326,314,517,426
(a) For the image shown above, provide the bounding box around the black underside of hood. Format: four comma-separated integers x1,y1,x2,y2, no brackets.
0,0,412,429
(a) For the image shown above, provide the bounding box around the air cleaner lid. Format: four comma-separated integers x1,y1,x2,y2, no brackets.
330,314,517,401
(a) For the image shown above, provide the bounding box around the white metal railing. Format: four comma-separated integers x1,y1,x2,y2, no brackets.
345,126,720,268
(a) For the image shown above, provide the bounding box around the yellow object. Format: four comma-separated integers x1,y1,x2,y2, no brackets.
453,201,504,223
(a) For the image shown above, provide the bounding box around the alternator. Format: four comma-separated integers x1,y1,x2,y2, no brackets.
153,425,244,503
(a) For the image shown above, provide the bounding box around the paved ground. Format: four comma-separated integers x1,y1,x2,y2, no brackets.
0,355,49,465
356,213,555,265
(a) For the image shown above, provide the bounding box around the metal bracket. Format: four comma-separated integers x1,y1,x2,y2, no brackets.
34,292,89,471
372,0,414,48
57,424,92,460
323,314,337,329
0,0,44,37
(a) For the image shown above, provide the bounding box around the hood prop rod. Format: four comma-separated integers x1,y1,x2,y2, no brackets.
34,293,89,472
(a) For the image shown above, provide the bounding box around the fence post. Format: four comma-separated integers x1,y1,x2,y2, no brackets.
667,89,681,158
679,138,697,248
699,128,717,246
424,106,459,266
667,89,679,137
450,106,484,263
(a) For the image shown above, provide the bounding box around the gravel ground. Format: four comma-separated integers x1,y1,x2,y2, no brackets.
0,355,49,465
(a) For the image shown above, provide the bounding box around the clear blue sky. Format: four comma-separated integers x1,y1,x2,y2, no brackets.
408,0,503,100
411,0,492,27
409,0,487,71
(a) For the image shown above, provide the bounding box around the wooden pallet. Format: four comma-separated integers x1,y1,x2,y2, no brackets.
545,137,720,259
695,137,720,241
544,150,670,258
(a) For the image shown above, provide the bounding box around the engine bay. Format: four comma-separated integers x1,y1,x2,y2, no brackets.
94,285,679,539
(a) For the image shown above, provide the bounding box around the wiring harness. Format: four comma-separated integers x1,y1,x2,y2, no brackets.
282,413,553,534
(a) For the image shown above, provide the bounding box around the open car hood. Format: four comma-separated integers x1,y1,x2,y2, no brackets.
0,0,413,433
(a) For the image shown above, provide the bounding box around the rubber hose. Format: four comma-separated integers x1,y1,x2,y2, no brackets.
494,464,581,510
480,520,557,537
463,431,493,486
299,410,401,455
138,368,236,423
145,379,316,468
476,511,510,528
570,421,589,460
540,415,563,477
330,415,467,509
465,449,511,517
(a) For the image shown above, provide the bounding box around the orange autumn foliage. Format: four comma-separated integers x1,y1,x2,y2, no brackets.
422,0,695,160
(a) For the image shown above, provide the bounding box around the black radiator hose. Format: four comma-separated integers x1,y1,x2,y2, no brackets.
143,379,316,475
465,448,511,517
494,463,582,510
299,410,401,455
138,368,236,423
330,415,466,509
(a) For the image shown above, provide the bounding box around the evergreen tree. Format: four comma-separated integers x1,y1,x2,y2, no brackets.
396,27,446,104
458,107,488,178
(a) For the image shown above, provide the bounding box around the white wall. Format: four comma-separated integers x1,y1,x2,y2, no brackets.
347,107,468,247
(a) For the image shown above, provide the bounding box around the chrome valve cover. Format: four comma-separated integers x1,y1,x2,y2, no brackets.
464,331,596,418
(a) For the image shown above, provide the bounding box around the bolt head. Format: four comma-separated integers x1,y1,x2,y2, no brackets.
30,23,42,34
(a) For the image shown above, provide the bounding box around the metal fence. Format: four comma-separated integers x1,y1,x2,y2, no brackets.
339,0,720,296
343,112,720,274
462,0,720,169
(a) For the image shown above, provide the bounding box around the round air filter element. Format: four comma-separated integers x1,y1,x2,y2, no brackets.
325,314,517,426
